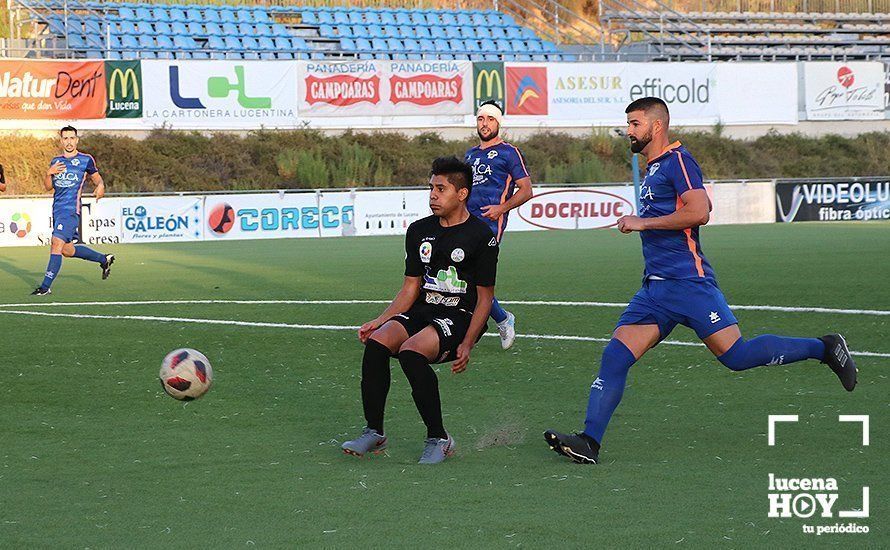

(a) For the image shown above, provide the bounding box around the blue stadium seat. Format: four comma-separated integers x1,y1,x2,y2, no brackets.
367,25,383,38
118,7,135,21
106,50,122,60
242,36,260,59
222,23,239,36
291,37,308,50
459,27,476,39
445,27,461,39
173,35,194,50
138,34,155,49
317,11,334,25
397,25,413,37
238,23,254,36
429,26,447,39
185,7,202,22
532,54,546,61
541,40,558,52
277,51,293,59
140,51,157,59
273,36,291,50
403,37,420,59
85,49,103,58
121,34,139,49
364,10,380,24
480,38,496,52
457,12,472,26
219,10,236,24
418,38,435,52
136,21,153,35
255,24,272,37
546,53,562,61
500,13,517,26
505,26,522,39
350,24,368,38
319,24,335,37
490,27,507,39
355,37,372,51
108,35,122,49
206,22,223,36
434,38,449,51
254,11,271,24
334,11,350,25
271,23,288,37
169,8,186,23
371,37,388,53
336,25,353,38
440,12,456,26
187,22,204,35
301,11,318,25
134,7,152,21
84,16,104,34
495,39,512,51
340,37,356,51
379,10,396,25
206,36,225,59
191,50,209,60
413,26,431,39
448,38,466,51
395,11,412,25
205,8,221,23
382,25,398,38
509,39,526,52
152,7,169,23
155,22,171,35
157,34,174,50
527,40,543,52
472,13,488,26
171,22,188,35
67,33,85,49
409,12,426,25
236,9,252,23
521,27,537,39
348,11,363,24
386,37,404,54
224,36,241,58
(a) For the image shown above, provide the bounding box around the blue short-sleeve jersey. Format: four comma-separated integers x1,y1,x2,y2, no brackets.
464,141,530,240
50,152,97,217
638,142,715,281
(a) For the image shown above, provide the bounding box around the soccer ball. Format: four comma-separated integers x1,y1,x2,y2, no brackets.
159,348,213,401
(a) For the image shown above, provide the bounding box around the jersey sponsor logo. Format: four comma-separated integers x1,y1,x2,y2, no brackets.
425,292,460,307
648,162,660,176
423,266,467,294
305,74,381,106
390,74,462,106
488,237,497,247
468,156,494,186
70,158,80,167
486,150,498,160
419,241,432,263
450,248,464,262
709,311,721,324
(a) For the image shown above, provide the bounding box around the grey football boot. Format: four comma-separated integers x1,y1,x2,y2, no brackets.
341,427,387,457
418,434,455,464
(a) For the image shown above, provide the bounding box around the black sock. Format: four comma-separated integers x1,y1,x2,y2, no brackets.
397,350,447,439
361,339,392,435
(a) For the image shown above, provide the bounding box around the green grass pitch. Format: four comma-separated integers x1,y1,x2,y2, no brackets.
0,222,887,547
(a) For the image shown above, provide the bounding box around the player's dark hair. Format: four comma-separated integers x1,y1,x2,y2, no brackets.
625,97,670,119
479,99,504,114
60,125,78,136
430,156,473,200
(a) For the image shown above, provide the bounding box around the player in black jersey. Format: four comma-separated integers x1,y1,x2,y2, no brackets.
341,156,499,464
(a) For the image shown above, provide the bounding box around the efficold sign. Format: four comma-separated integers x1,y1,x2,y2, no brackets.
142,60,297,128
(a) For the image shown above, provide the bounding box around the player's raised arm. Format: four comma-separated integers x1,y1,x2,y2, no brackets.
452,284,494,374
358,276,421,343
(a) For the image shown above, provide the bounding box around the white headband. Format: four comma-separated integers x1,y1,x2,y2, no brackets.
477,103,504,126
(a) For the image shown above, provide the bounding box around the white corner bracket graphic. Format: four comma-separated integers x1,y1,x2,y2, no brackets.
768,414,799,446
839,487,870,518
838,415,870,446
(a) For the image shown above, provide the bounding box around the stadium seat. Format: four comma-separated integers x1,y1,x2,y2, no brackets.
138,34,155,49
271,23,288,37
505,26,523,39
319,24,335,37
188,22,205,35
413,25,431,39
480,38,497,52
364,10,380,24
379,10,396,25
348,11,364,24
169,8,186,23
382,25,399,38
118,7,135,21
155,22,171,35
106,50,122,60
107,34,122,49
254,11,271,24
445,27,461,39
367,25,384,38
509,39,526,52
157,34,174,50
152,7,169,23
440,12,457,26
171,22,188,35
204,22,222,36
457,12,472,26
386,37,405,56
527,40,543,52
236,9,253,23
371,37,388,52
541,40,558,52
222,23,239,36
219,10,236,24
429,26,447,39
495,38,512,51
224,36,242,58
318,11,334,25
351,24,369,38
302,11,318,25
521,27,537,39
136,21,153,35
459,27,476,39
185,7,202,22
395,11,412,25
135,7,152,21
273,36,291,50
277,51,294,59
355,37,372,51
434,38,449,52
398,25,413,37
418,38,435,52
292,37,308,50
472,13,487,25
255,24,272,37
340,37,356,51
121,34,139,50
242,36,260,59
239,23,254,36
204,9,221,23
67,33,85,49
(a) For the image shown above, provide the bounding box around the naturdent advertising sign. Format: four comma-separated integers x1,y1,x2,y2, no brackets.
105,60,142,118
0,60,107,119
141,60,298,128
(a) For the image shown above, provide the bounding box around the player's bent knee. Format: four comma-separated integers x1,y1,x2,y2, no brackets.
717,338,751,371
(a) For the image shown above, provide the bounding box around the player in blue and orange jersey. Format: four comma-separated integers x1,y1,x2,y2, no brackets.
32,126,114,296
544,97,857,464
464,100,533,351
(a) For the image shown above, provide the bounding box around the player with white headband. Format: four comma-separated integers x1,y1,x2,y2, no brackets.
464,100,534,350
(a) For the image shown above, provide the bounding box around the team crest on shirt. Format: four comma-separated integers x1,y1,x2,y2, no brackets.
450,248,465,262
419,242,432,263
71,158,80,166
648,162,660,176
487,150,498,160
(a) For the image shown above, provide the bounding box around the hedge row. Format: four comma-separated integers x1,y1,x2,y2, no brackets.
2,128,889,195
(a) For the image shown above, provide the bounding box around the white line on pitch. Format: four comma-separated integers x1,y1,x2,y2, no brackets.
0,309,887,358
0,299,889,317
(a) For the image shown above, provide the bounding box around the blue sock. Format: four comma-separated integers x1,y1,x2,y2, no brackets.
41,254,63,289
583,339,637,444
73,245,106,263
717,335,825,372
490,297,508,324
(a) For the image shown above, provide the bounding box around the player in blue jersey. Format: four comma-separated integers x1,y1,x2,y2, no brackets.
464,100,533,350
544,97,857,464
0,164,6,192
32,126,114,296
